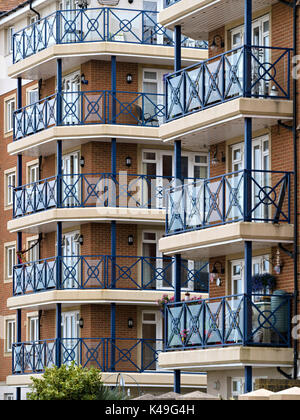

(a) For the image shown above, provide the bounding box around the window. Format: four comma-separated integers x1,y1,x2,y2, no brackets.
5,171,16,207
27,88,39,106
5,97,16,133
28,163,39,184
27,239,39,263
5,319,15,353
28,316,39,342
4,393,14,401
6,26,14,54
5,245,16,280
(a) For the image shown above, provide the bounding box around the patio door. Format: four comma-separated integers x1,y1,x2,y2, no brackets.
62,232,80,288
142,311,162,371
62,151,79,206
61,311,80,366
59,0,78,43
62,72,80,125
230,14,270,96
231,136,269,220
142,69,166,126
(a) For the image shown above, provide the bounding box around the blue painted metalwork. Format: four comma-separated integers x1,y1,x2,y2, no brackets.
12,255,209,296
245,366,253,393
166,169,292,235
56,59,62,126
165,45,292,122
164,293,292,351
12,337,166,375
12,7,207,63
56,304,62,368
174,26,181,73
13,90,165,140
13,172,200,218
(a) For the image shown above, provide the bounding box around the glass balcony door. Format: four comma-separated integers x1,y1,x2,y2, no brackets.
62,151,79,207
59,0,78,43
142,311,162,371
62,231,80,289
61,311,80,366
62,72,80,125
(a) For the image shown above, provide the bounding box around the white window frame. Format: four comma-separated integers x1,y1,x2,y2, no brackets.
28,316,39,342
5,169,16,208
6,26,14,55
4,393,14,400
5,97,16,133
5,318,16,353
5,243,16,282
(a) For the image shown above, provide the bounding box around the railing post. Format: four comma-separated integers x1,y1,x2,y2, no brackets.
16,309,22,400
56,58,62,126
56,303,62,368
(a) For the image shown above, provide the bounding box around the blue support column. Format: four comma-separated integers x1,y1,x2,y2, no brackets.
243,0,253,394
174,139,181,394
174,25,181,72
56,59,62,125
17,77,22,109
56,303,62,367
245,366,253,394
110,136,117,371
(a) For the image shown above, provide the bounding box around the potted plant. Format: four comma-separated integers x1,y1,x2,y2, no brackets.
252,273,277,301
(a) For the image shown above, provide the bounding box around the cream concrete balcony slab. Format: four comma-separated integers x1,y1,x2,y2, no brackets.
7,290,208,311
8,124,162,157
159,222,294,259
159,98,293,148
158,346,293,372
159,0,277,39
6,371,206,388
8,42,207,81
8,207,166,234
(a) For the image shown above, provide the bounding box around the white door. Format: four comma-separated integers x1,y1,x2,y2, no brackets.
59,0,78,43
230,15,270,96
231,136,269,220
61,311,80,366
62,72,80,125
142,69,166,126
62,151,79,206
62,232,80,288
142,311,162,371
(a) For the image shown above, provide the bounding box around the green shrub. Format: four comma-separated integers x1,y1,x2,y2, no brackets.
27,363,126,401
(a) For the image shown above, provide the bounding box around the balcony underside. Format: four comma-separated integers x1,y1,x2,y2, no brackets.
159,222,294,259
6,371,206,388
159,98,293,147
8,125,161,157
7,290,207,311
8,207,165,234
8,42,207,80
158,346,293,372
159,0,277,39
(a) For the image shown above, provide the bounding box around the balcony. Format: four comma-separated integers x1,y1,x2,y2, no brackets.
160,46,293,145
158,292,294,372
165,293,292,351
14,90,164,140
160,170,294,258
9,7,208,79
159,0,278,39
12,254,208,297
12,338,163,375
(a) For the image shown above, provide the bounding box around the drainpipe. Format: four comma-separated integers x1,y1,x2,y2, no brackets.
292,0,298,380
29,0,40,21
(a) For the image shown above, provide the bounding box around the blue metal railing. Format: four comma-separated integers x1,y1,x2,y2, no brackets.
12,337,164,374
165,293,292,351
13,90,165,141
12,7,207,63
165,45,292,122
13,254,209,296
12,173,202,218
166,169,292,235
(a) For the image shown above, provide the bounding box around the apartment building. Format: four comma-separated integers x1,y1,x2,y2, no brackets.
157,0,299,400
0,0,211,400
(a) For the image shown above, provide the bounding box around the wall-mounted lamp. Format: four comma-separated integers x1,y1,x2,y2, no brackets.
125,156,132,167
273,249,283,275
210,35,225,51
81,74,88,85
210,261,225,286
128,235,134,246
79,318,84,328
211,145,225,167
80,156,85,167
74,234,84,246
128,318,134,329
126,74,133,84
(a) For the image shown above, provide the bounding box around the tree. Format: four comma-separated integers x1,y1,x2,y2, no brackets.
27,363,126,400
